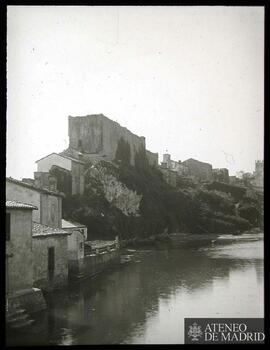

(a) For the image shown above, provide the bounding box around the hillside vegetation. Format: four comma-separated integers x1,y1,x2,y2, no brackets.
63,139,262,240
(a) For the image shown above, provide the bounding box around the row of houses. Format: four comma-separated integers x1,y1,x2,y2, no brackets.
6,114,147,316
232,160,264,191
159,153,221,186
12,115,234,197
6,114,263,320
6,174,120,320
28,114,158,199
21,115,263,197
159,153,263,191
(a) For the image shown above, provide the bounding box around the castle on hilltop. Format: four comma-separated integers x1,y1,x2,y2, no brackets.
33,114,263,195
65,114,158,166
36,114,159,195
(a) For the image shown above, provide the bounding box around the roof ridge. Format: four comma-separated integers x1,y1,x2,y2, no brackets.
6,177,64,197
6,200,38,210
32,221,70,236
61,218,86,228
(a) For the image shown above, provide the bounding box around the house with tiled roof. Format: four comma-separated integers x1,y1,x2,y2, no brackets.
6,200,46,314
6,200,38,210
62,219,87,280
6,177,63,228
6,177,71,291
32,222,70,291
182,158,213,182
35,152,85,195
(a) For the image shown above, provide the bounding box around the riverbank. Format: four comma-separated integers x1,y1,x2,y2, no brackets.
121,227,263,249
121,232,171,249
6,234,263,346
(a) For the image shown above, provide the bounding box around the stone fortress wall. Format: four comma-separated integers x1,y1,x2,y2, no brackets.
68,114,158,166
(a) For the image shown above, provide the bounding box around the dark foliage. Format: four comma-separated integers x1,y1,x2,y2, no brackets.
62,155,261,239
205,181,246,201
114,138,131,166
197,189,235,215
238,204,261,226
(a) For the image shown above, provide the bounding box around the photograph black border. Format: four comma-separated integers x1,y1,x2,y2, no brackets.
1,0,268,347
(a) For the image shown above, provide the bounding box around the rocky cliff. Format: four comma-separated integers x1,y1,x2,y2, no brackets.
86,162,142,216
62,142,262,240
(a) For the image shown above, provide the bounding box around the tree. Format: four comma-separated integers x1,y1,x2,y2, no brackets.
134,145,150,173
114,138,131,166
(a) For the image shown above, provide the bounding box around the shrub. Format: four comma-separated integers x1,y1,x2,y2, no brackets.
63,158,260,240
197,189,235,215
214,212,251,230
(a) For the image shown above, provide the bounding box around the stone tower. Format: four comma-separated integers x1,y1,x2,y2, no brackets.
68,114,150,166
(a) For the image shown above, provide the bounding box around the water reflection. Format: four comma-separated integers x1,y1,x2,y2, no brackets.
6,235,264,345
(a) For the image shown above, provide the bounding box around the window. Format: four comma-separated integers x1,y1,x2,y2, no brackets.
6,213,10,241
50,203,56,223
48,247,55,281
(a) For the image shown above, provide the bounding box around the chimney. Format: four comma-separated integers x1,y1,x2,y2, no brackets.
34,172,58,192
34,172,43,189
49,175,57,191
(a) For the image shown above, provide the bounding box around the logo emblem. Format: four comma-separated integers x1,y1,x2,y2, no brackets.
188,322,203,341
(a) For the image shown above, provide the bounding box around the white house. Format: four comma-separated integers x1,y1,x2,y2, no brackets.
36,152,85,195
61,219,87,279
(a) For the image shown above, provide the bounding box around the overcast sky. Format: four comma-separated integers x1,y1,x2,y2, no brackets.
7,6,264,179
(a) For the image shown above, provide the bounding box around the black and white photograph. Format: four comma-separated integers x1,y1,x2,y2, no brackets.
5,4,265,345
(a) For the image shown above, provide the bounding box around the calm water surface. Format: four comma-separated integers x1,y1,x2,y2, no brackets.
7,233,264,345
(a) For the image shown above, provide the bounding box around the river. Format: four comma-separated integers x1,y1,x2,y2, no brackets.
6,233,264,345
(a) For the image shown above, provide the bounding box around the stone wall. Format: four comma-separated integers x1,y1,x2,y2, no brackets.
146,150,159,166
50,165,72,195
159,168,178,187
255,160,263,174
8,288,47,314
66,229,85,261
6,180,62,228
37,153,72,172
37,153,85,195
32,235,69,291
6,209,33,294
68,115,149,166
251,160,263,188
6,181,41,223
213,168,229,183
161,154,189,176
40,193,62,228
182,158,213,181
34,172,57,192
83,249,120,278
71,161,85,195
68,258,85,280
250,176,263,189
